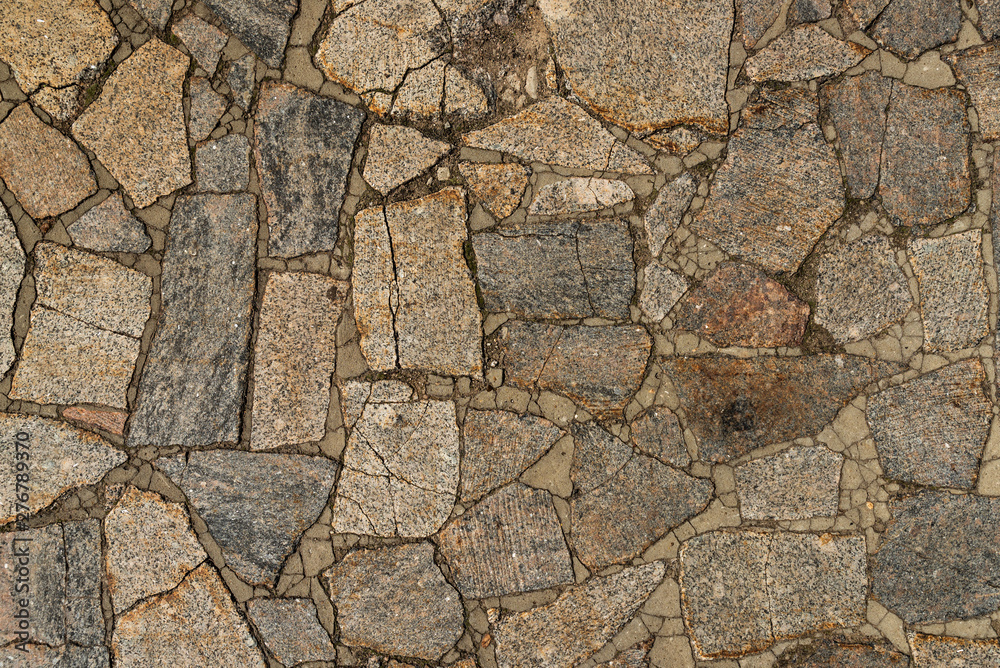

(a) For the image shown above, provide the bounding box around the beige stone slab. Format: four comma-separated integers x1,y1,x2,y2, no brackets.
352,205,397,371
364,125,451,195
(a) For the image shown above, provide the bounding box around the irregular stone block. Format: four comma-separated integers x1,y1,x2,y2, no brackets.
247,598,338,666
195,134,250,193
255,82,365,257
188,77,227,143
130,0,172,30
776,641,908,667
73,40,191,208
62,406,127,436
735,446,842,520
352,205,397,371
538,0,732,133
459,162,529,219
326,543,464,660
391,59,446,120
527,177,634,215
743,87,820,130
843,0,890,29
172,14,227,75
128,194,256,447
0,205,24,376
338,379,413,427
444,65,488,117
639,262,688,324
945,43,1000,141
736,0,784,48
645,173,696,258
68,194,151,254
630,407,689,467
493,322,652,420
364,125,451,194
202,0,296,67
746,24,870,82
870,0,962,58
909,633,1000,667
494,561,664,668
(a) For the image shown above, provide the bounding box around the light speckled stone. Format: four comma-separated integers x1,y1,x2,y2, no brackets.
909,634,1000,667
392,59,445,119
339,380,414,428
73,40,191,208
30,85,81,124
908,231,988,351
870,0,962,58
0,205,24,377
736,0,783,49
251,272,346,450
195,134,250,193
494,561,665,668
112,563,266,668
538,0,731,133
61,406,127,435
735,446,843,520
639,262,688,323
326,543,464,660
645,173,696,257
247,599,337,666
646,127,702,154
0,414,126,523
364,125,451,194
352,205,397,371
0,104,96,220
945,44,1000,141
130,0,172,29
462,97,652,174
188,77,227,143
172,14,227,74
528,178,634,215
202,0,296,67
820,72,892,199
983,0,1000,40
459,162,529,219
445,66,488,116
630,407,689,467
104,487,206,614
68,194,150,254
746,24,870,82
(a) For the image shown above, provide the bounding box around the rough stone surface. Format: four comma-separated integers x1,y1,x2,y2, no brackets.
909,634,1000,666
228,54,256,110
945,43,1000,141
128,194,256,447
777,641,909,667
438,484,574,598
493,561,665,668
196,134,250,193
844,0,890,29
662,356,896,462
870,0,962,58
246,598,338,666
908,230,988,351
645,173,696,258
31,85,81,124
0,104,96,220
112,563,266,668
527,178,634,215
172,14,227,75
0,205,24,377
630,407,689,467
746,25,870,82
821,72,892,199
352,205,397,371
364,125,451,194
646,127,702,154
255,82,365,257
638,263,688,323
871,492,1000,623
68,193,151,253
62,406,127,435
189,77,227,143
474,220,634,319
445,66,488,116
0,414,125,523
983,0,1000,40
326,543,464,660
202,0,296,67
868,359,991,488
73,40,191,209
790,0,833,23
880,84,969,227
391,59,446,119
459,162,530,219
736,0,783,49
735,446,843,520
538,0,732,133
462,97,652,174
461,410,563,501
252,272,347,450
494,322,652,420
165,450,337,586
673,262,809,347
130,0,172,29
571,424,712,569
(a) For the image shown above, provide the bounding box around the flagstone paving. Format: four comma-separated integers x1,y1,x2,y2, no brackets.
3,2,1000,666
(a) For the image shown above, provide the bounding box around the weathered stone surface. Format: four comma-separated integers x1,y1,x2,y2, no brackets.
646,127,702,154
255,82,365,257
870,0,962,58
128,194,256,447
338,379,414,428
11,307,140,408
461,410,563,501
790,0,833,23
73,40,191,209
30,85,81,124
909,634,1000,667
474,220,634,319
392,60,445,119
316,0,447,94
639,262,688,323
326,543,464,660
202,0,296,67
528,178,634,215
630,407,688,467
438,484,574,597
104,487,206,613
364,125,451,194
196,134,250,193
352,205,397,371
880,84,969,227
33,242,151,338
743,87,821,130
112,563,266,668
334,393,459,537
681,531,867,658
0,642,111,666
0,415,125,522
459,162,529,219
735,446,842,520
868,359,990,489
0,104,96,219
0,0,118,92
872,492,1000,623
462,97,652,174
247,598,337,666
945,44,1000,141
61,406,127,435
662,356,896,462
172,15,227,75
228,54,255,110
0,205,24,377
673,263,809,347
736,0,783,49
494,561,665,668
908,230,988,351
252,272,346,450
571,424,712,569
645,173,696,257
189,77,227,142
820,72,892,199
843,0,890,29
777,641,908,667
983,0,1000,40
747,25,870,82
68,193,151,254
494,322,652,420
166,450,337,586
444,66,488,116
538,0,731,133
130,0,172,29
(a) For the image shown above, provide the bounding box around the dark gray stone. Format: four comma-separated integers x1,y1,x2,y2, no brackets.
201,0,297,67
62,521,104,647
68,193,151,254
246,598,337,666
228,54,255,110
870,0,962,58
196,134,250,193
776,641,909,667
189,77,226,142
983,0,1000,40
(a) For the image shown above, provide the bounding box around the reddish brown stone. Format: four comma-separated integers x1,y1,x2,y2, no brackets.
777,641,908,667
821,72,892,199
869,0,962,59
62,406,127,435
673,263,809,348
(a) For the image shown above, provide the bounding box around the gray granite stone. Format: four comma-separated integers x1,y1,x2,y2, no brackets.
776,641,909,667
255,82,364,257
742,87,820,130
645,173,696,258
326,543,464,660
0,642,110,667
188,77,227,143
196,134,250,193
821,72,892,199
338,379,414,428
746,24,870,82
735,446,842,520
630,407,689,467
736,0,783,49
128,193,256,447
459,162,530,219
871,492,1000,623
62,520,104,647
870,0,962,58
165,450,337,586
202,0,296,67
172,15,227,75
983,0,1000,40
527,178,634,215
129,0,172,30
227,54,255,110
364,125,451,195
68,194,151,254
639,262,688,323
0,205,24,377
945,43,1000,141
247,598,338,666
909,633,1000,667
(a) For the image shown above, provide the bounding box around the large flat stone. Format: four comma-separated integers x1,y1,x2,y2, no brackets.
201,0,296,67
255,82,365,257
746,24,870,82
195,134,250,193
0,205,24,377
821,72,892,199
776,641,909,667
870,0,962,58
945,43,1000,141
364,125,451,195
68,193,151,254
909,634,1000,667
735,446,842,520
73,40,191,208
128,194,256,447
247,598,337,666
645,173,696,258
459,162,530,219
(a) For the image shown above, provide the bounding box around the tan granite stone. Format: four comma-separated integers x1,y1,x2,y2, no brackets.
0,205,24,378
68,193,150,254
735,446,843,520
737,0,784,49
445,66,488,116
172,14,227,75
945,43,1000,141
527,177,634,215
31,85,81,123
746,24,871,81
392,59,445,119
909,633,1000,666
353,205,397,371
364,125,451,195
459,162,530,219
247,599,338,666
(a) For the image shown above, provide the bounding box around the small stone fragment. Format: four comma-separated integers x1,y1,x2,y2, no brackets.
352,205,397,371
196,134,250,193
820,72,892,199
172,14,227,74
201,0,296,67
493,561,665,668
0,205,24,377
392,60,445,119
460,162,530,219
673,262,809,347
445,66,488,116
908,230,988,351
870,0,962,59
247,599,338,666
736,0,784,49
645,173,696,257
227,54,256,110
630,407,689,467
326,543,464,660
777,641,908,667
909,633,1000,667
255,81,365,257
945,44,1000,141
338,380,414,428
61,406,127,435
68,193,151,253
735,446,843,520
30,85,81,124
639,262,688,323
746,24,871,81
130,0,172,29
364,125,451,194
188,77,227,142
645,127,702,154
528,178,634,215
0,104,96,219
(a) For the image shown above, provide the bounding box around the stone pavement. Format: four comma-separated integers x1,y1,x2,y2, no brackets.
1,0,1000,666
